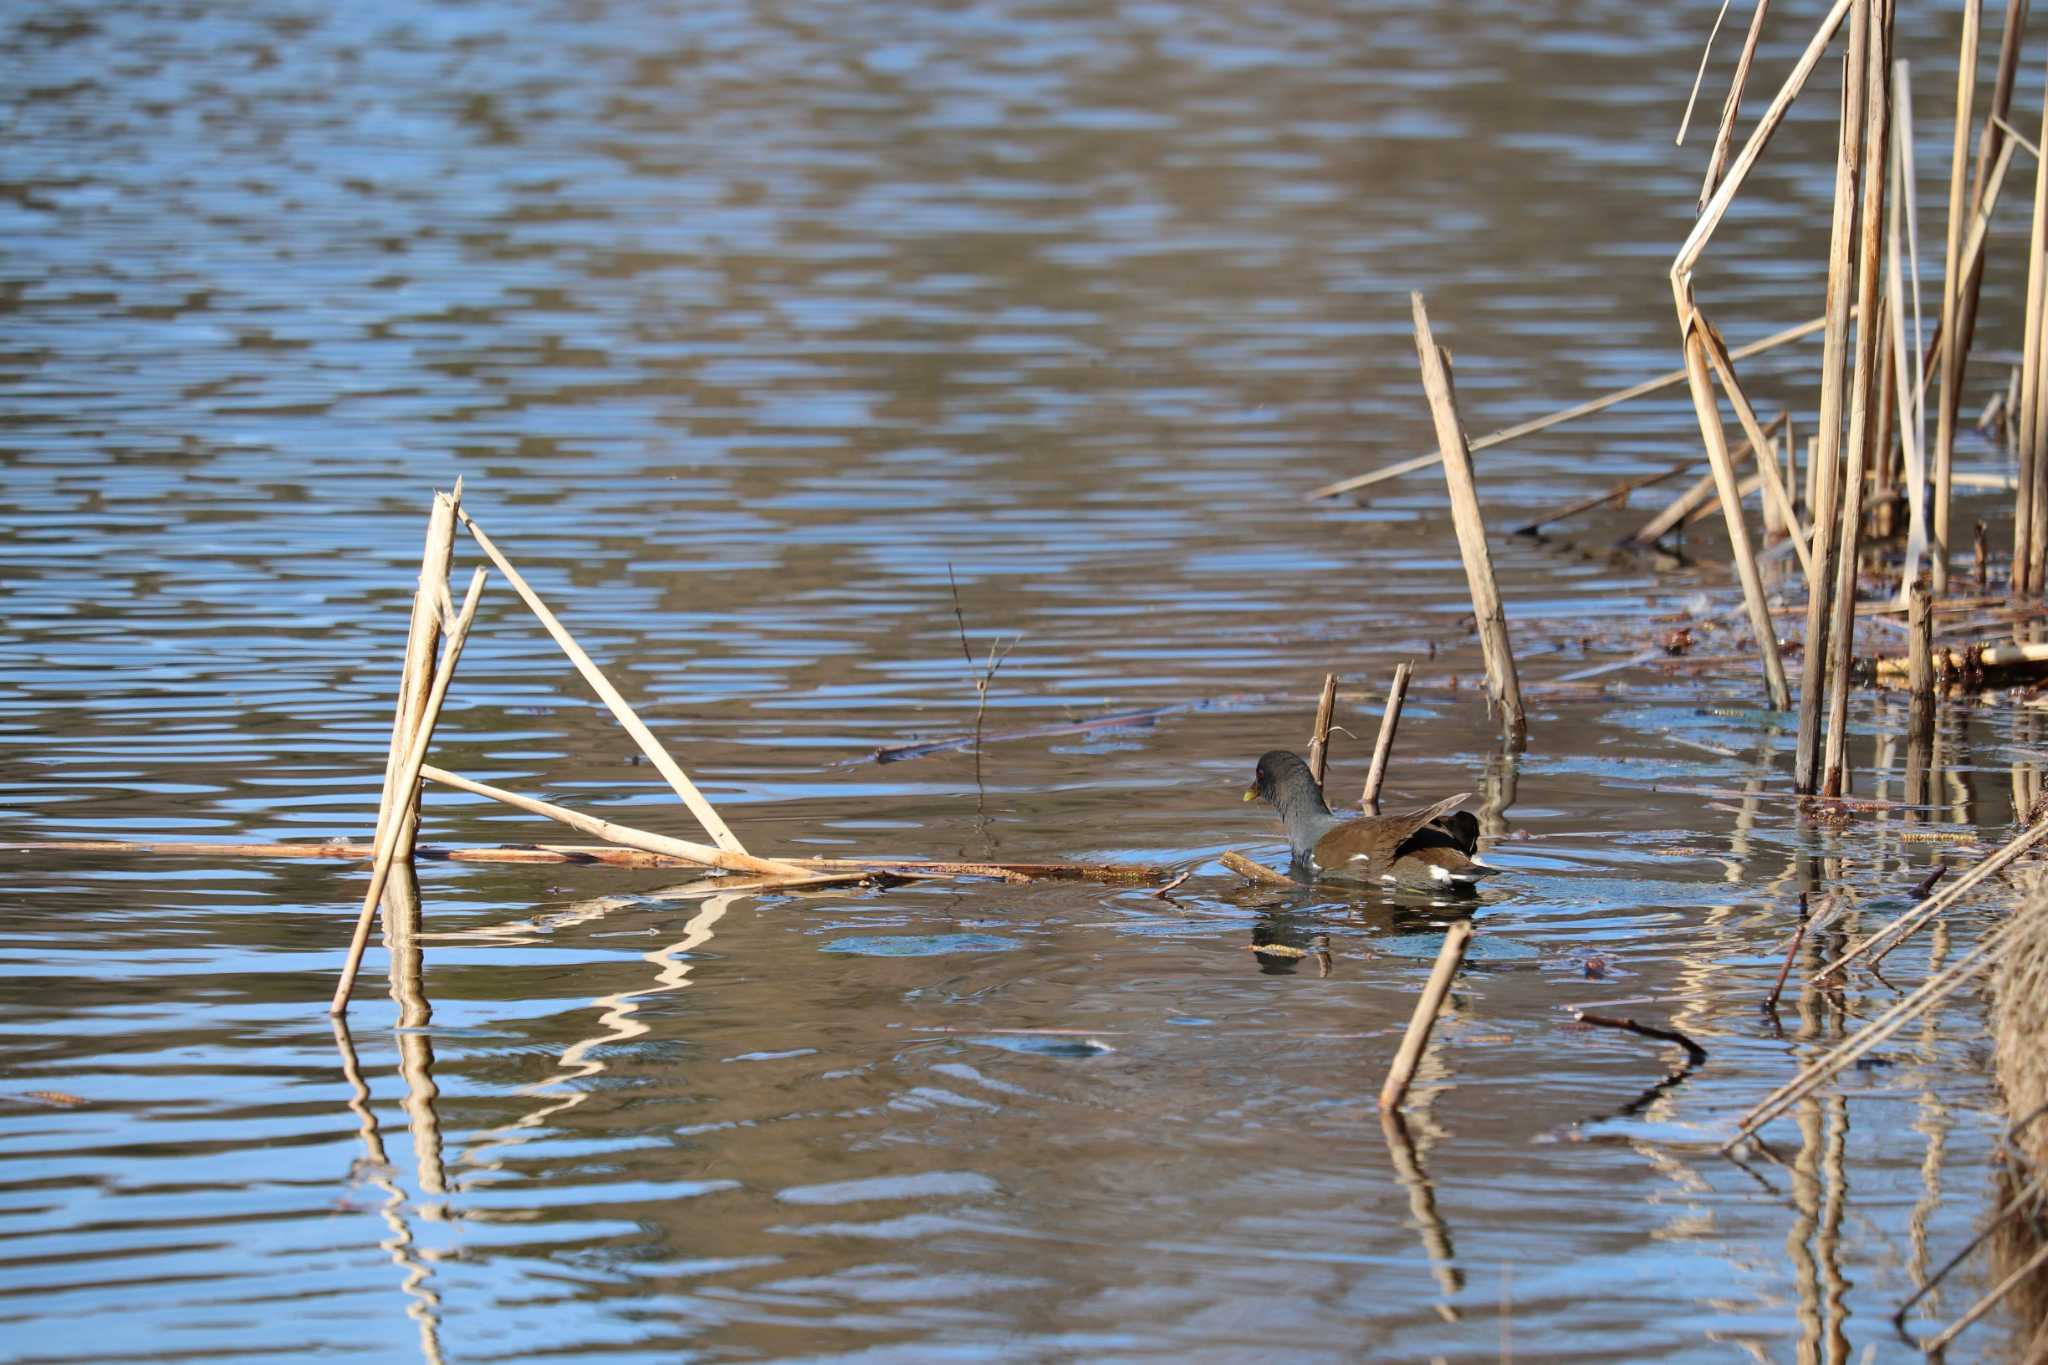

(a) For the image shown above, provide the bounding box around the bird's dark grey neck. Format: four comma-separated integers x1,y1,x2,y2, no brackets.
1270,769,1341,861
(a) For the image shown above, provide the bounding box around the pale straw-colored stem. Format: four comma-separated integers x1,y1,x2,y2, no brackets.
331,567,488,1017
1821,2,1891,801
374,487,459,860
1360,662,1412,814
1679,314,1791,709
1795,0,1872,795
1379,920,1473,1112
1934,3,1983,594
1699,332,1813,581
1412,295,1524,742
457,510,748,855
1305,673,1339,790
1699,1,1774,212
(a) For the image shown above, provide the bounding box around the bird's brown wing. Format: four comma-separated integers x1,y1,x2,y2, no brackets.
1385,792,1477,859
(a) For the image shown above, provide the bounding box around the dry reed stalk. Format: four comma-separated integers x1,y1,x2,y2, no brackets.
792,855,1160,882
1627,412,1786,544
1935,2,1984,594
1796,0,1872,795
374,487,460,862
1678,0,1734,149
1306,316,1828,502
1306,673,1339,789
1220,850,1297,886
1699,334,1813,579
1674,0,1857,278
1361,661,1413,814
1412,294,1525,742
1812,813,2048,977
1699,1,1774,212
457,510,749,856
1379,920,1473,1112
1510,460,1696,536
1820,3,1891,800
417,765,815,878
2029,63,2048,593
1886,56,1930,599
1908,580,1935,730
330,567,488,1017
1680,318,1792,709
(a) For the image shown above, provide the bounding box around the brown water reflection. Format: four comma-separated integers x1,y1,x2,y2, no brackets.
2,0,2042,1359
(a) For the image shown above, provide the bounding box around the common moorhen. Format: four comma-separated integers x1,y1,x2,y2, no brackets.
1243,749,1493,888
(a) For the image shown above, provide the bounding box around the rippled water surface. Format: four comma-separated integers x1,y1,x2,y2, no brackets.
5,1,2045,1360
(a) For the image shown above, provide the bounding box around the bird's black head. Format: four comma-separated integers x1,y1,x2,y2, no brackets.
1243,749,1306,806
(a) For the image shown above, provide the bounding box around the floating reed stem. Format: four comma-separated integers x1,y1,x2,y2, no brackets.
1411,294,1525,742
1307,315,1828,502
1796,0,1872,795
374,486,460,862
1679,315,1791,709
331,567,488,1017
418,765,815,878
1361,661,1413,814
1821,0,1891,800
1934,2,1983,594
1220,849,1298,887
1379,920,1473,1112
1306,673,1339,789
457,510,749,856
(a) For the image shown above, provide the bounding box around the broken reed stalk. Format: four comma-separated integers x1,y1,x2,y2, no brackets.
1796,0,1871,795
1379,919,1473,1112
1220,849,1298,886
1699,0,1774,213
1627,411,1786,545
1812,815,2048,977
1361,661,1413,814
1821,2,1891,801
1306,315,1828,502
1874,638,2048,680
417,765,816,878
374,487,460,863
1908,580,1935,736
1411,293,1526,743
1679,317,1791,709
1933,1,1983,594
1698,335,1812,580
1306,673,1339,789
457,510,751,857
1764,897,1809,1012
1677,0,1734,149
330,567,488,1018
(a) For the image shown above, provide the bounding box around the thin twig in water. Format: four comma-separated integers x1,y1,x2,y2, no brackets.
947,565,1018,805
1572,1009,1709,1066
1764,893,1809,1013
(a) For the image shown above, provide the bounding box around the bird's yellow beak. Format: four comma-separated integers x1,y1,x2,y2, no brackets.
1242,785,1257,802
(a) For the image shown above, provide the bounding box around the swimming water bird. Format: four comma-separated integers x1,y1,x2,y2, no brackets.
1242,749,1493,889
